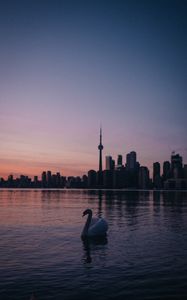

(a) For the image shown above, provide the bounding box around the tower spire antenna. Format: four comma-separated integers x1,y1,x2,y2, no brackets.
100,124,102,144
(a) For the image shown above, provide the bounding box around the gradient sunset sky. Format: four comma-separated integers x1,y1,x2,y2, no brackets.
0,0,187,179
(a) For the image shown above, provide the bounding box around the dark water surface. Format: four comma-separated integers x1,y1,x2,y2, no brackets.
0,189,187,300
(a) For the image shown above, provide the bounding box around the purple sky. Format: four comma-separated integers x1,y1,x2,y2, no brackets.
0,0,187,178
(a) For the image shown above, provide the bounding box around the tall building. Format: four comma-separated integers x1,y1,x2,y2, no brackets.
42,171,47,187
47,170,52,187
106,156,113,170
111,159,115,170
56,172,61,187
106,156,112,170
117,155,123,167
126,151,139,187
97,127,104,186
126,151,137,170
153,162,161,189
163,161,170,181
171,153,183,178
139,166,150,189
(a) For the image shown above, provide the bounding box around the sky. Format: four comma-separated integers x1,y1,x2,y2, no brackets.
0,0,187,179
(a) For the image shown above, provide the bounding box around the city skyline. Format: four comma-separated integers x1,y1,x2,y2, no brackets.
1,150,186,190
0,0,187,178
0,134,186,181
0,126,186,179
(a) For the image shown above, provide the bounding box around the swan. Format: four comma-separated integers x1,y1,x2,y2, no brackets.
81,209,108,239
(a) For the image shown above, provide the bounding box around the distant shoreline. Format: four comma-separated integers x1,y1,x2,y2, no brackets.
0,188,187,192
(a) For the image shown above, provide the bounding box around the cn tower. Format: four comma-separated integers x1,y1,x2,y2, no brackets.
98,127,104,173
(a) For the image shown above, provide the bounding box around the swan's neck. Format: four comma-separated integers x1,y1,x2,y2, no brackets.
82,211,92,237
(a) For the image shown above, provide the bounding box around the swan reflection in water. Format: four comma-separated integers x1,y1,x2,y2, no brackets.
81,208,108,263
82,236,108,264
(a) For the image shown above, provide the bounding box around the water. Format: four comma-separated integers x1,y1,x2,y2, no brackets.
0,189,187,300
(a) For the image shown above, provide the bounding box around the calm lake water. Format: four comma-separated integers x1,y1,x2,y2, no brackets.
0,189,187,300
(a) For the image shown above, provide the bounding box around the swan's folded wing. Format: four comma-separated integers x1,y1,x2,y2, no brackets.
89,218,108,236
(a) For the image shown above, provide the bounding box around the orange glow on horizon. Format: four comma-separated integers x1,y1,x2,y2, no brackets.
0,159,97,180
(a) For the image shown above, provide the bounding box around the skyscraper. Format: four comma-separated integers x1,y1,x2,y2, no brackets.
117,155,123,167
106,156,113,170
163,161,170,181
42,171,47,187
126,151,137,170
153,162,161,189
139,166,150,189
171,153,183,178
47,170,52,187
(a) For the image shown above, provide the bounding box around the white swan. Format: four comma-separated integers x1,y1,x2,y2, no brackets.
81,209,108,239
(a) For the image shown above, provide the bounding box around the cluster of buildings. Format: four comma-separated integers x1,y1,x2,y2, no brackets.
0,130,187,189
0,171,67,189
86,151,187,190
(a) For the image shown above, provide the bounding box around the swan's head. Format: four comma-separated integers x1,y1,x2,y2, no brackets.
82,209,92,217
